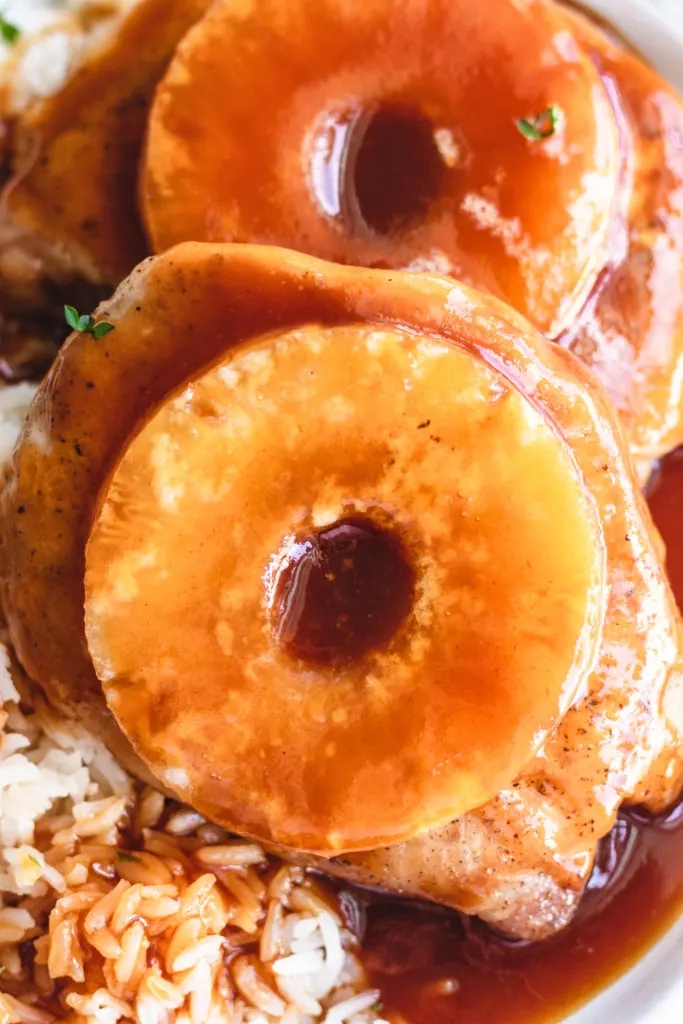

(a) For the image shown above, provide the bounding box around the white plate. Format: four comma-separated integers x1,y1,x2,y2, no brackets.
568,4,683,1022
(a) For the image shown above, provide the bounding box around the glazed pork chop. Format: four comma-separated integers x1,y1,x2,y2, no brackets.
3,246,682,942
0,0,211,321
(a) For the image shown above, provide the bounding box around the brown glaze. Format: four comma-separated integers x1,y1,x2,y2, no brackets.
2,245,681,938
360,807,683,1024
141,0,619,338
347,106,447,238
268,516,416,667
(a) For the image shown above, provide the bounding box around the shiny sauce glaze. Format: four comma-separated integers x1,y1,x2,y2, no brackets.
344,456,683,1023
269,516,416,667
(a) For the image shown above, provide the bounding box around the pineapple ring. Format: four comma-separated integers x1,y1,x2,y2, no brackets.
140,0,619,338
84,317,602,853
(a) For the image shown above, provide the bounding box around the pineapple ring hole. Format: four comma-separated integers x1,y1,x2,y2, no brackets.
266,514,416,667
312,104,448,236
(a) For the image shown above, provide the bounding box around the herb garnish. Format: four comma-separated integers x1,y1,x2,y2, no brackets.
65,305,115,340
516,104,562,141
370,1003,383,1013
117,853,140,863
0,14,20,45
28,854,41,868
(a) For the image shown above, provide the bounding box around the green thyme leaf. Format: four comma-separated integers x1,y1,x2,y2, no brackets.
64,305,81,331
117,853,140,863
516,104,562,141
28,854,41,867
0,965,5,975
93,321,115,340
65,305,115,339
370,1003,383,1013
0,14,20,45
